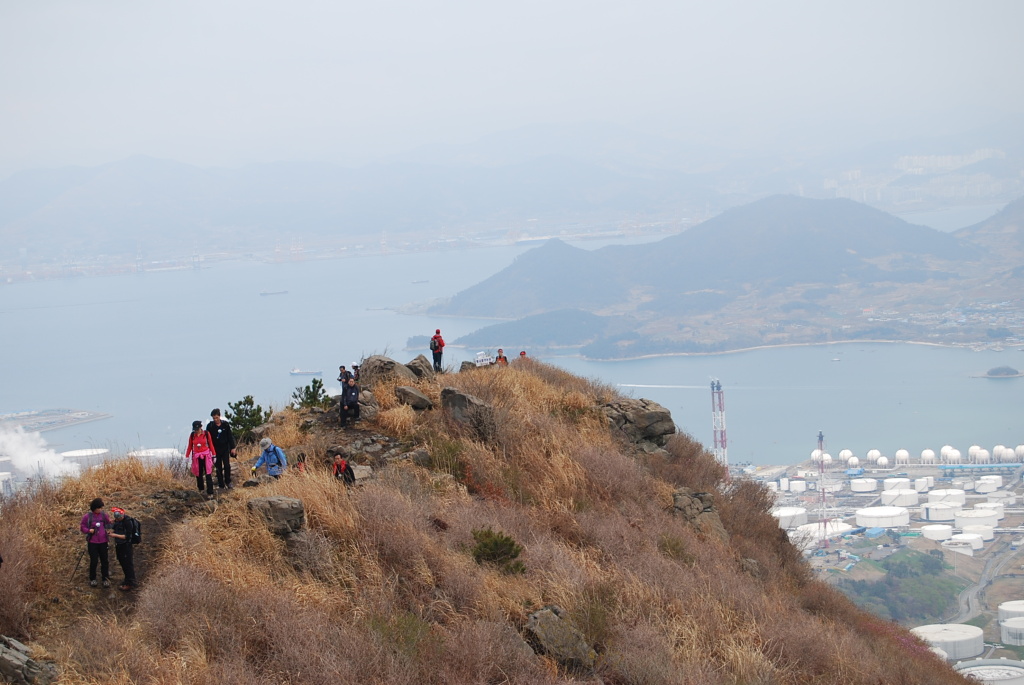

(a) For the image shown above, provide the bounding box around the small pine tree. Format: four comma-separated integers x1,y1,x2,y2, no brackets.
226,395,272,443
291,377,332,409
470,527,525,575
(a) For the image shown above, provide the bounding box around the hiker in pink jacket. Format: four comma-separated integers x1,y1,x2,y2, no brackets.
185,420,215,496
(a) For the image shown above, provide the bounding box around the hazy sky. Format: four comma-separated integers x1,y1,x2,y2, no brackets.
1,0,1021,176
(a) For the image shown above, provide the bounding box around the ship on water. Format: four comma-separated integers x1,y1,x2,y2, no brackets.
289,368,322,376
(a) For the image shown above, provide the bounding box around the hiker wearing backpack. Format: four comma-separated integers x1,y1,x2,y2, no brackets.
109,507,139,591
185,420,216,496
339,377,360,427
206,408,237,490
253,438,287,479
80,498,111,588
332,453,356,485
430,329,445,372
337,365,353,384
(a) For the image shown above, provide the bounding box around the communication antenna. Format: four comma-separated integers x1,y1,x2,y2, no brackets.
710,380,728,467
816,430,834,547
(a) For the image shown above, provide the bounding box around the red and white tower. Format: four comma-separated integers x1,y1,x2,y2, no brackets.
711,380,728,467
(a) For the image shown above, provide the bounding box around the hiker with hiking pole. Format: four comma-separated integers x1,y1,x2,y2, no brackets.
79,498,111,588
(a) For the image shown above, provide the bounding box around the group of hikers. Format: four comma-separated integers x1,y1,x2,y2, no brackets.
72,327,524,590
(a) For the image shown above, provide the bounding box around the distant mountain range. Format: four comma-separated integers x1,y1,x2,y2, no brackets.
3,119,1023,269
436,195,1024,358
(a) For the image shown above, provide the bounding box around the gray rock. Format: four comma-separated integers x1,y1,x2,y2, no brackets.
407,448,431,467
359,355,418,387
364,443,382,454
405,354,436,379
672,488,729,543
247,496,306,536
440,387,496,441
0,635,58,684
242,474,275,488
358,389,379,421
524,606,596,671
352,465,373,481
603,397,676,447
250,424,272,440
459,361,477,373
395,385,434,410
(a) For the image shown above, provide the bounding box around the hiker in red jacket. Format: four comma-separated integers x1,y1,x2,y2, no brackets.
430,329,445,373
185,420,215,496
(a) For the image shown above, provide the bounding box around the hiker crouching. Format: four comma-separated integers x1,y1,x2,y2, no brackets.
252,438,287,479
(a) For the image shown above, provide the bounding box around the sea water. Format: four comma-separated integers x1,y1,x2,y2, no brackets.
0,238,1021,465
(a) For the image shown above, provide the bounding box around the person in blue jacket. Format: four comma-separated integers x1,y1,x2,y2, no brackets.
252,438,287,479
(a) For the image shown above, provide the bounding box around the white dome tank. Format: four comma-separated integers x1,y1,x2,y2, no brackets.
884,477,911,491
895,449,910,464
921,524,954,541
881,489,919,507
940,445,954,458
866,449,881,463
956,658,1024,684
790,480,807,493
995,445,1007,460
1000,601,1024,621
922,502,962,522
980,475,1004,488
839,449,853,460
929,489,967,505
962,525,995,541
975,449,992,464
850,478,878,493
811,449,823,461
921,448,936,464
847,456,860,468
950,533,985,550
856,506,910,528
821,453,833,465
1016,445,1024,460
976,502,1006,520
772,507,808,529
1003,446,1019,462
969,445,981,459
1003,619,1024,646
946,449,962,464
876,456,889,468
956,510,999,529
911,624,984,660
913,478,930,493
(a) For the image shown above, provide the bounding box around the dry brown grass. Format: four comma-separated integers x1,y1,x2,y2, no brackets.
1,363,973,684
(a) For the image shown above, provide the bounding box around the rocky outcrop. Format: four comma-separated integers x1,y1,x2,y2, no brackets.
524,606,596,671
242,474,275,488
602,397,676,448
405,354,436,379
357,389,379,422
672,488,728,543
440,387,496,441
248,496,305,536
0,636,57,685
359,355,417,387
459,361,477,373
395,386,433,411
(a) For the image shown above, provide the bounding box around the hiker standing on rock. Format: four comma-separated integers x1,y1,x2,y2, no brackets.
430,328,445,372
206,408,237,490
80,498,111,588
253,438,287,479
185,420,216,496
109,507,137,591
339,377,360,427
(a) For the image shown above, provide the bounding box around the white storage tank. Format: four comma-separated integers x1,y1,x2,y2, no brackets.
767,482,779,492
975,449,991,464
921,524,954,541
911,624,984,660
876,456,889,468
975,480,998,494
847,456,860,468
950,533,985,550
772,507,808,529
839,449,853,461
811,449,823,461
881,489,919,507
856,506,910,528
895,449,910,464
943,540,976,557
980,475,1004,488
946,449,963,464
866,449,881,463
976,502,1006,521
999,601,1024,621
779,477,790,491
789,520,854,549
930,647,948,660
884,477,911,491
929,489,967,505
956,658,1024,684
921,448,936,464
913,478,930,493
1000,617,1024,645
962,525,996,541
850,478,878,493
790,480,807,493
956,510,1000,529
1017,445,1024,460
990,492,1017,505
941,445,954,459
969,445,982,459
922,502,962,522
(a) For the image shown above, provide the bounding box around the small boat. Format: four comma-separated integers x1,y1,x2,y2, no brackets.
260,290,289,296
290,368,322,376
831,358,841,362
412,280,429,284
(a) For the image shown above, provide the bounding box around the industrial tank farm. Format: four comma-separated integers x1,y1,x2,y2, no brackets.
911,624,985,660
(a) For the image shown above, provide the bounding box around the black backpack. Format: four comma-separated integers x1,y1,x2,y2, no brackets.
128,517,142,545
430,338,439,351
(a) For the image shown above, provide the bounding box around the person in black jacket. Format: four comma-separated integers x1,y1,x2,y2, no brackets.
339,378,360,427
206,408,237,490
337,365,353,384
109,507,137,591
